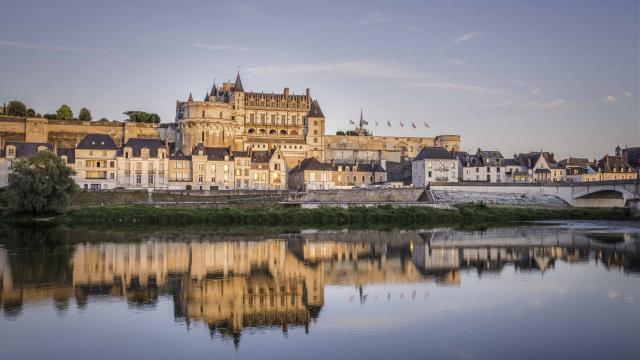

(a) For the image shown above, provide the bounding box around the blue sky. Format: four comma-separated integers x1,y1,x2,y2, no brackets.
0,0,637,159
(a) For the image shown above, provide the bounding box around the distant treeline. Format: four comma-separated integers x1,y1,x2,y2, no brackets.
2,100,160,123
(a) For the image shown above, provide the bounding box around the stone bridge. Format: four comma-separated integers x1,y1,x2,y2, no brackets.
430,180,640,208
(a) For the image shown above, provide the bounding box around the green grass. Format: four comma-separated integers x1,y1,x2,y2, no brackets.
53,203,630,227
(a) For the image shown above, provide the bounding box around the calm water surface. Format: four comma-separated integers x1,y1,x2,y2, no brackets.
0,222,639,360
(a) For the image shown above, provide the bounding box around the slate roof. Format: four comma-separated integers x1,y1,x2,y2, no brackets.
559,157,589,168
290,157,333,173
5,141,54,158
56,147,76,164
476,149,504,159
251,150,271,163
234,151,250,158
596,155,634,173
169,149,192,160
623,147,640,168
501,158,519,166
124,138,165,157
77,134,118,150
308,100,324,117
191,144,232,161
234,72,244,92
414,146,456,161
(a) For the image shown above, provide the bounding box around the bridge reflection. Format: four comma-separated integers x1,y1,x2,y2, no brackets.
0,226,638,344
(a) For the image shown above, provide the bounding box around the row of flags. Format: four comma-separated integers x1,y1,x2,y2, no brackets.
348,119,431,128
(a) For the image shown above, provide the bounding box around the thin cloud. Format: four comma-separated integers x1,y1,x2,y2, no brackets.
359,11,396,25
620,91,632,97
447,31,481,47
604,95,618,103
412,81,498,95
0,40,101,53
525,98,568,110
442,58,472,68
247,59,429,80
192,43,251,52
511,80,541,96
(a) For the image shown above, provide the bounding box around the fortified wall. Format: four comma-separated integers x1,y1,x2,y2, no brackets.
0,116,160,149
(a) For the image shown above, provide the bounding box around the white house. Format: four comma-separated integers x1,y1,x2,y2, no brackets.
412,147,459,187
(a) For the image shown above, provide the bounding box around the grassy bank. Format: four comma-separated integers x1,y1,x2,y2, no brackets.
52,204,630,227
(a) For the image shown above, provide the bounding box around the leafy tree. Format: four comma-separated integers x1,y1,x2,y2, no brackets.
6,101,27,116
124,111,161,124
4,151,78,214
56,104,73,120
345,130,358,136
27,108,36,117
336,131,346,135
43,113,58,120
78,107,92,121
98,117,109,121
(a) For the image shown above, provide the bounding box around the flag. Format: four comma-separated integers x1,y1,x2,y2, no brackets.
400,121,404,127
349,119,355,125
387,120,391,127
375,120,379,126
423,121,430,128
363,120,369,125
411,121,416,129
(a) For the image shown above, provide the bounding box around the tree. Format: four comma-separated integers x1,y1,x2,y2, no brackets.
4,151,78,214
56,104,73,120
336,131,346,135
346,130,358,136
78,107,92,121
27,108,36,117
6,101,27,117
43,113,58,120
98,117,109,121
124,111,161,124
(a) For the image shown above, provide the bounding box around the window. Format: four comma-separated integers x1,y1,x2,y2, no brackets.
110,173,115,179
314,120,318,126
110,161,115,168
313,130,318,135
224,174,228,182
148,174,154,184
271,114,276,124
253,173,259,180
198,174,203,183
236,169,241,176
224,164,229,173
201,131,205,143
261,114,266,123
313,138,318,143
250,114,255,122
136,174,142,185
211,164,216,172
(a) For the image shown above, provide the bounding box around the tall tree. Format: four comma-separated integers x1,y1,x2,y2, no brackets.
56,104,73,120
27,108,36,117
6,101,27,116
4,151,78,214
78,107,92,121
43,113,58,120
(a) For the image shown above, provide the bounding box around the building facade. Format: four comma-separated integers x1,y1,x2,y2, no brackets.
412,147,459,187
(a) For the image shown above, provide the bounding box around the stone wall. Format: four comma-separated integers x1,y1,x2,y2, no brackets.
288,188,426,203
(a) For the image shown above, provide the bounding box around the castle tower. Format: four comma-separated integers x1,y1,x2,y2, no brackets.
306,100,325,161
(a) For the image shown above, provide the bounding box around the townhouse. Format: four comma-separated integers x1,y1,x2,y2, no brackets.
117,138,168,189
412,147,459,187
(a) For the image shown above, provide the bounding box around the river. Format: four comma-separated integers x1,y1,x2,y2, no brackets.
0,221,638,359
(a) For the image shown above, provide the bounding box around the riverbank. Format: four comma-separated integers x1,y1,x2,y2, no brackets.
37,204,630,227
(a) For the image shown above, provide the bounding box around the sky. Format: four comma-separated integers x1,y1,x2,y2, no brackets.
0,0,638,159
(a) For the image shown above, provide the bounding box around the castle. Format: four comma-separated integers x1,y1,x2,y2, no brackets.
0,72,460,169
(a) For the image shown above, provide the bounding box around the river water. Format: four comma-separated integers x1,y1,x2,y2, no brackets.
0,222,638,360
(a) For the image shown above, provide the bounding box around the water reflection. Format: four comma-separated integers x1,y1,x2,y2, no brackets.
0,225,639,346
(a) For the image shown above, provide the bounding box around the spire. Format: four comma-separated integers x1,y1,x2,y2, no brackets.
233,71,244,92
188,92,193,102
204,92,210,101
359,108,365,128
210,81,217,96
308,100,324,118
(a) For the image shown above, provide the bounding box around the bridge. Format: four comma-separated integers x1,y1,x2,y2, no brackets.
430,179,640,208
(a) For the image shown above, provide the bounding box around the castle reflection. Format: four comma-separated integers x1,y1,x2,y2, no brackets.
1,226,638,344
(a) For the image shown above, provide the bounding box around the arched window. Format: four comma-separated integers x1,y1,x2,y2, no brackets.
290,129,298,136
269,129,277,135
248,128,255,134
259,129,266,134
280,129,287,135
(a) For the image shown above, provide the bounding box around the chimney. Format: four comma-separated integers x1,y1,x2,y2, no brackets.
284,87,289,97
306,88,310,98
